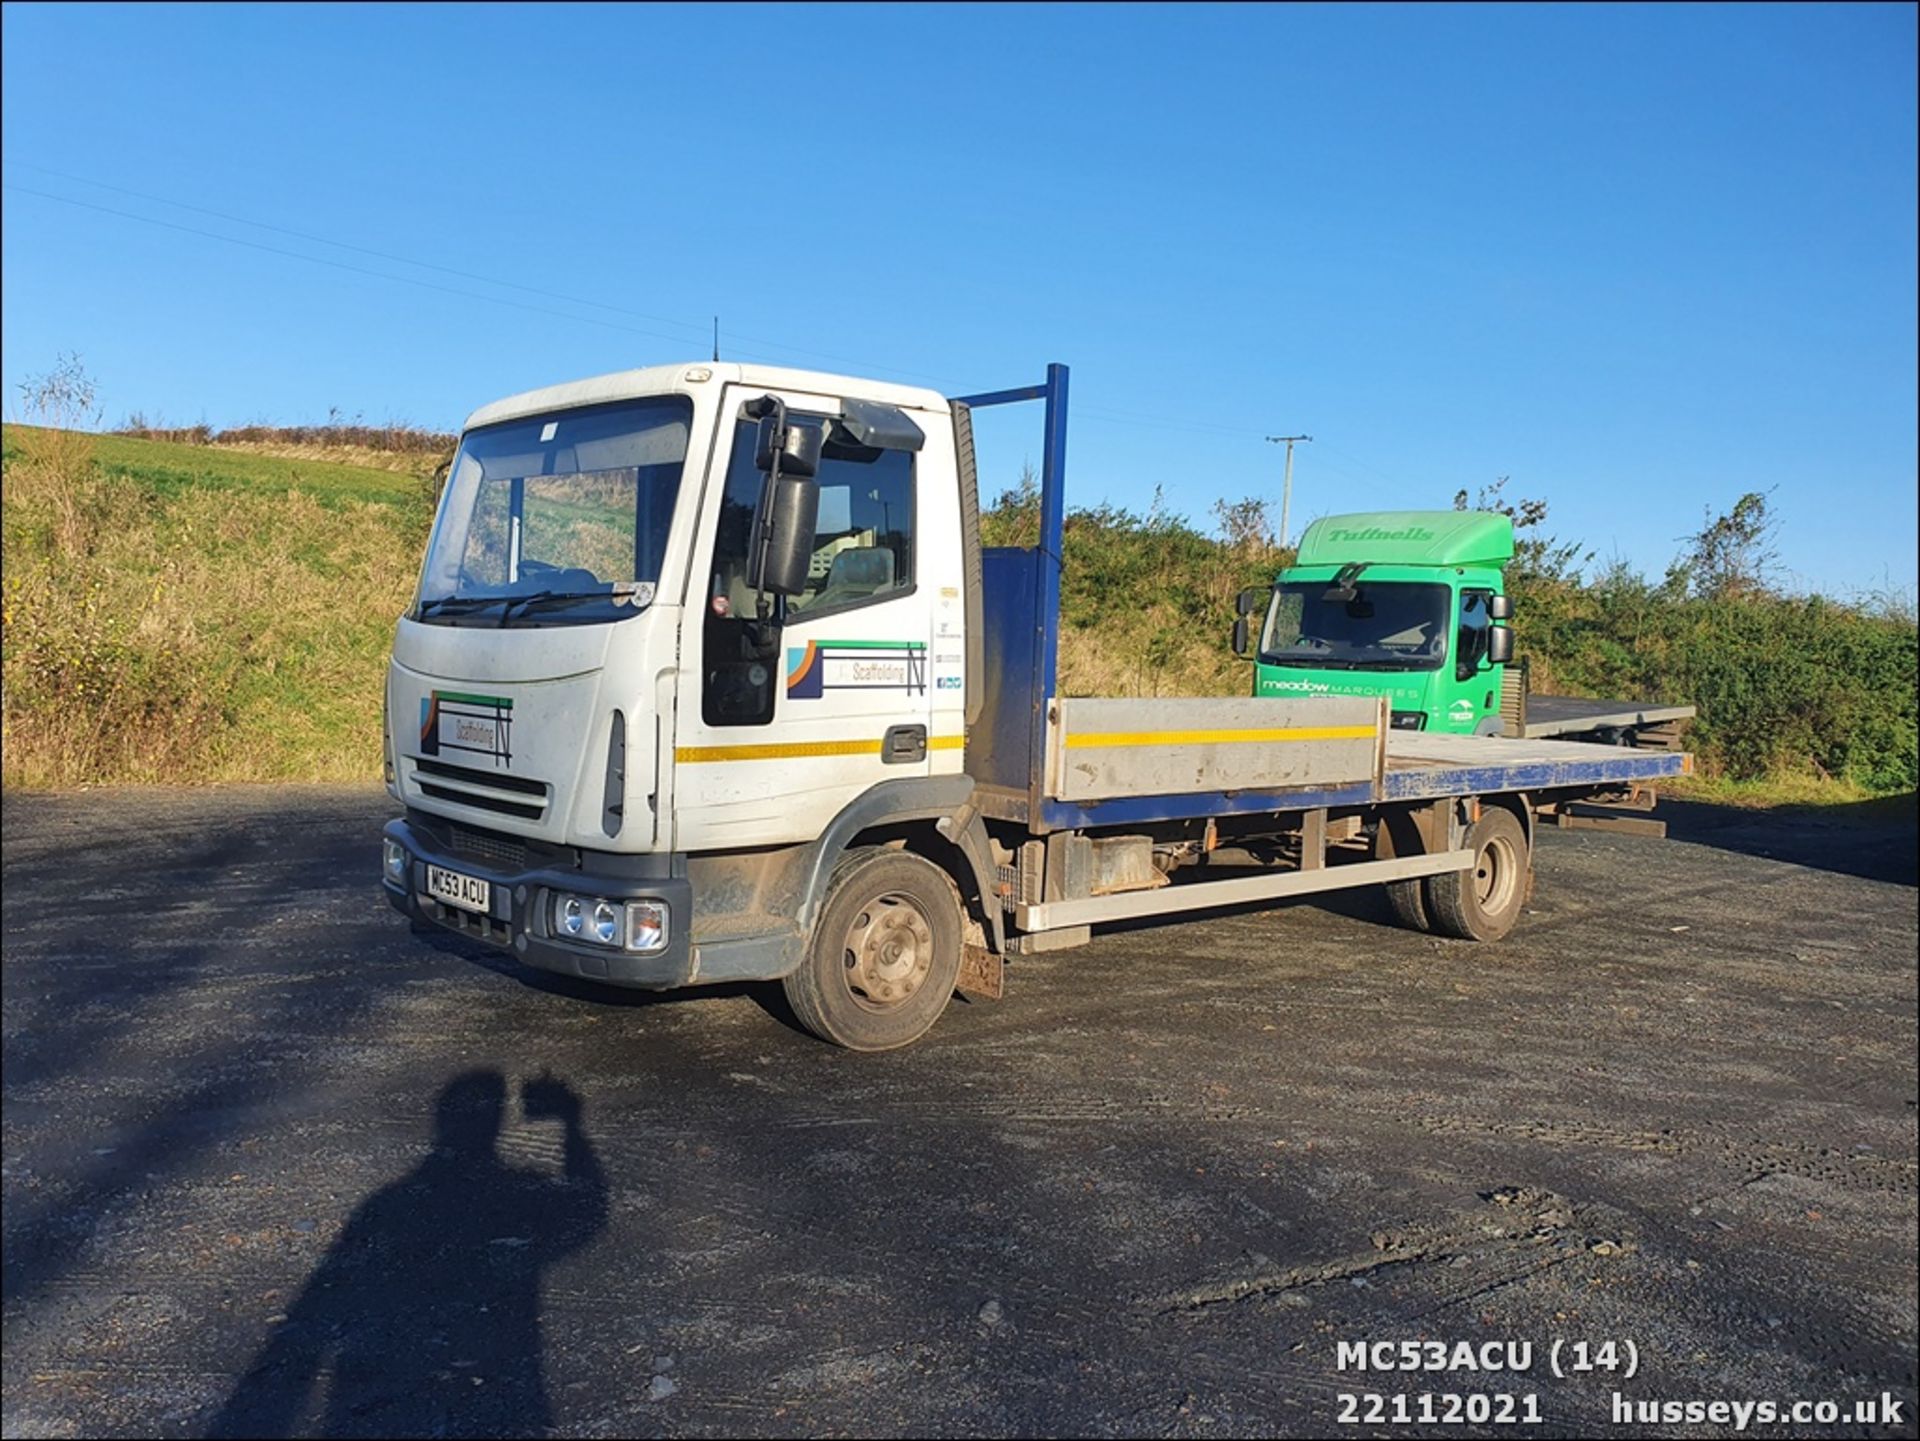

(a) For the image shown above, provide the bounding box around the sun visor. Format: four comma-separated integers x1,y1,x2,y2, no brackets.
833,398,924,452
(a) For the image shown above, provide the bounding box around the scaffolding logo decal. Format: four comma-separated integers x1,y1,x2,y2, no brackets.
786,640,927,700
419,690,514,766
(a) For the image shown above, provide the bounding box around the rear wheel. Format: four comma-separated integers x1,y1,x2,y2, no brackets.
1384,877,1432,932
784,848,962,1050
1426,807,1530,942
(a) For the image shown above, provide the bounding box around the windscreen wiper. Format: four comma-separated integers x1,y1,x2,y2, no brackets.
417,593,518,619
500,590,620,623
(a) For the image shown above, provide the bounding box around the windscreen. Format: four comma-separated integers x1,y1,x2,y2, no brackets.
415,396,692,626
1261,580,1451,670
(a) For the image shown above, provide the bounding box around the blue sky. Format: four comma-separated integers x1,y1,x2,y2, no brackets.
3,2,1914,596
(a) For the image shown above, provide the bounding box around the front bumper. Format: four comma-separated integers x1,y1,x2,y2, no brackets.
382,813,695,988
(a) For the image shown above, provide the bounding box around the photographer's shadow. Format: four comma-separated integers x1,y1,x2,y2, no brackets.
208,1071,607,1438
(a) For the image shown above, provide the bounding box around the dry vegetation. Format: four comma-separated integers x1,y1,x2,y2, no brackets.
3,363,1913,799
3,408,426,788
113,412,456,477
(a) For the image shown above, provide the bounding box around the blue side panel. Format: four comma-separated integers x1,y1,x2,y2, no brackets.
1040,781,1380,833
969,546,1042,797
1383,750,1685,801
1035,751,1685,832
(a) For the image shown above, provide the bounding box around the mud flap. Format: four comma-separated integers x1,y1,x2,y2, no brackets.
957,920,1003,1001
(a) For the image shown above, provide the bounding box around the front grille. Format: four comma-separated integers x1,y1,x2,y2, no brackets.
450,825,528,871
418,781,545,820
413,756,548,795
410,755,550,820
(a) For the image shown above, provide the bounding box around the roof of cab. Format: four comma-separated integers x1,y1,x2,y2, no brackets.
1293,510,1516,569
461,362,952,432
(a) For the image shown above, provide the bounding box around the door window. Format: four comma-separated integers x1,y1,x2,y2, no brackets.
701,415,917,726
1456,588,1494,681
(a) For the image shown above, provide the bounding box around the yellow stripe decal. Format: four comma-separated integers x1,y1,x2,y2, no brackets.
677,734,965,763
1063,724,1377,749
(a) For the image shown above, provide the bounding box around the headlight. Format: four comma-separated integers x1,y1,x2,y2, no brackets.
625,901,669,953
382,838,408,883
591,900,619,945
550,892,669,951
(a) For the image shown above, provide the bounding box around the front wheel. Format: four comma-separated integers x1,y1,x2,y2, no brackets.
783,848,962,1050
1425,807,1530,942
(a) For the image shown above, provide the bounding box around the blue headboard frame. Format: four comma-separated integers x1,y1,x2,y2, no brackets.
955,364,1069,822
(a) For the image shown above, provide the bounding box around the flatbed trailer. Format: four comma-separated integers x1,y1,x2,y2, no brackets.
1519,692,1696,746
381,358,1692,1049
955,368,1688,963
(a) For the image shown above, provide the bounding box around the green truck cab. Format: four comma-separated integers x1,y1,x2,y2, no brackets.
1235,510,1695,744
1238,511,1517,736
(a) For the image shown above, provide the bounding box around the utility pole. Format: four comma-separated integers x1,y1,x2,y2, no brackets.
1265,434,1312,549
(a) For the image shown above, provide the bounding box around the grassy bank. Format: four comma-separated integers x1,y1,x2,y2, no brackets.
3,424,1914,799
2,424,431,788
985,483,1917,798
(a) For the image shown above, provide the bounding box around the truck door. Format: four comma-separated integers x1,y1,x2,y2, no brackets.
1451,587,1497,732
672,385,934,852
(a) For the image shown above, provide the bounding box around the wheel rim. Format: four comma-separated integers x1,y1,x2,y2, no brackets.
1473,833,1519,915
842,892,935,1010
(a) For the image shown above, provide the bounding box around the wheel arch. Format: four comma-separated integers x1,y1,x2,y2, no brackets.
800,776,1004,954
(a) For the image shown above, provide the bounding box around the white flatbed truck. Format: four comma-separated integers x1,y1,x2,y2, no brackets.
381,361,1691,1048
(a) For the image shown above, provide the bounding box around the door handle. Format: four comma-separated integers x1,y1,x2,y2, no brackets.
882,724,927,764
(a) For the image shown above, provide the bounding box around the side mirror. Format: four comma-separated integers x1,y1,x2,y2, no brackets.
754,414,824,478
743,396,826,600
1235,587,1266,616
1487,626,1515,665
1232,616,1253,659
1488,593,1513,621
750,476,819,598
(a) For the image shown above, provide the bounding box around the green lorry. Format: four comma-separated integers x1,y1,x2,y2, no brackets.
1233,510,1695,746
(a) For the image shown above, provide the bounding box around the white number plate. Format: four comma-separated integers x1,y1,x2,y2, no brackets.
426,864,490,914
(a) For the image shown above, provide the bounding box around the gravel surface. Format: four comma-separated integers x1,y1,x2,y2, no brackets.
3,786,1915,1438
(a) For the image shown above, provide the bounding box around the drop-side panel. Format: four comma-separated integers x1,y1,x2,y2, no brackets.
1047,695,1385,802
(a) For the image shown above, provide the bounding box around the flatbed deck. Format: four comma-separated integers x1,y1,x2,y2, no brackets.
1383,730,1687,800
1523,693,1696,739
992,725,1690,832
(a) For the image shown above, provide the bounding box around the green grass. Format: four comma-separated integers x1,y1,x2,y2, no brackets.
1662,773,1909,813
5,424,424,506
2,424,432,789
5,421,1915,797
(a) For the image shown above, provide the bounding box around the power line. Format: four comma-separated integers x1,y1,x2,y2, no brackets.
3,160,1430,488
1,159,958,384
4,159,713,335
1,182,770,354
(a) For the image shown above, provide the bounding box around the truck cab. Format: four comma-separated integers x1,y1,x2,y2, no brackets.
382,363,970,996
1245,511,1517,735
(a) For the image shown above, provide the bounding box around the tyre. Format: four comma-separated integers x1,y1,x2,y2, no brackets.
783,847,963,1050
1425,807,1530,942
1384,877,1432,932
